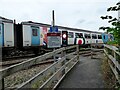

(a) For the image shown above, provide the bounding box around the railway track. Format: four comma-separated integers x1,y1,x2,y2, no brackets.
1,48,104,68
3,61,53,88
1,47,104,88
1,58,54,69
1,49,54,69
2,49,53,60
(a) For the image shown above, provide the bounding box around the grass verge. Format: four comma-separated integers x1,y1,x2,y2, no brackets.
101,54,120,88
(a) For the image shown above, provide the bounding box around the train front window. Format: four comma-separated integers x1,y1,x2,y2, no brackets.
32,29,38,36
104,35,105,39
68,32,74,38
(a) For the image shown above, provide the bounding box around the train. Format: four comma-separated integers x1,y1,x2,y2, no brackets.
0,16,114,56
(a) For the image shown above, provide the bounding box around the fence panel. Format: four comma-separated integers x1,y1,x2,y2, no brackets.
0,45,80,89
104,44,120,84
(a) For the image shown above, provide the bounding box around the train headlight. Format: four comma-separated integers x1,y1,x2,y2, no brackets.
63,34,66,39
62,31,68,46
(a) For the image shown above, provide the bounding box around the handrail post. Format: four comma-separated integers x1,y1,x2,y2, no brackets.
91,43,93,59
61,49,64,58
64,47,66,63
0,78,4,90
76,45,79,61
114,50,117,83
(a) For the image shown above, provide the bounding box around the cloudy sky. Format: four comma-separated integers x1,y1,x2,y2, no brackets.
0,0,118,32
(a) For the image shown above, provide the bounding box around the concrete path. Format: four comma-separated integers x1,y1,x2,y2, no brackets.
57,54,104,88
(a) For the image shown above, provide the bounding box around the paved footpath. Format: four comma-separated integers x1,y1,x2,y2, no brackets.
56,54,105,88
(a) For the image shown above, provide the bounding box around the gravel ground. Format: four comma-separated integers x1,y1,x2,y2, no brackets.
4,63,52,88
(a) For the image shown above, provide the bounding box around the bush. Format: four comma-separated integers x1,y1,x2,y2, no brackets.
107,41,118,46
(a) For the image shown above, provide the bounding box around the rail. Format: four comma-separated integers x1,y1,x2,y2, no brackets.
104,44,120,84
0,45,79,89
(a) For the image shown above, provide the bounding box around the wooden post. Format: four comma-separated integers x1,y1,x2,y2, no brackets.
63,47,66,64
90,32,93,59
0,78,4,90
76,45,79,61
0,82,1,90
91,46,93,59
114,51,117,83
61,50,64,58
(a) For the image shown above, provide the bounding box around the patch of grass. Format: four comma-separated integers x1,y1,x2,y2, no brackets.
101,55,120,88
107,41,118,46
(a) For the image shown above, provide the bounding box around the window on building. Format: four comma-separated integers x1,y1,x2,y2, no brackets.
98,35,102,39
68,32,74,38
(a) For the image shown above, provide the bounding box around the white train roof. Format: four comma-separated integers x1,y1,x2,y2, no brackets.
21,21,103,34
0,16,13,23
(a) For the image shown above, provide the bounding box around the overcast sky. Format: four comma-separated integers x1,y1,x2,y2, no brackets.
0,0,118,32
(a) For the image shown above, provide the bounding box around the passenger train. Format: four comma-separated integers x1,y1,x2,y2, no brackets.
0,16,114,56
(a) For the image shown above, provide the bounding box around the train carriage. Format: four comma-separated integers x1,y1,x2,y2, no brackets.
15,21,46,54
0,17,15,55
0,16,115,58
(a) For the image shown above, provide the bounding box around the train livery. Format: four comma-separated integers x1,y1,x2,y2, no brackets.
0,16,114,56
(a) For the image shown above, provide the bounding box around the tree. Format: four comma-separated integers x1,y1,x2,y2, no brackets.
100,2,120,50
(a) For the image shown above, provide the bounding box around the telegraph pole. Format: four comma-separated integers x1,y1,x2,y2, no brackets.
52,10,56,61
52,10,55,27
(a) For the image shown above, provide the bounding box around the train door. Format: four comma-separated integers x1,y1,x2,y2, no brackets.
0,23,4,46
102,33,108,43
31,26,40,46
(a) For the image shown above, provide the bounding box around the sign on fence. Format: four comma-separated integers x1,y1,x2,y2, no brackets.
47,33,61,48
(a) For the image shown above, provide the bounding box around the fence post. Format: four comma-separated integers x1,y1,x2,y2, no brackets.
91,43,93,59
114,51,117,83
61,50,64,58
76,45,79,61
0,78,4,90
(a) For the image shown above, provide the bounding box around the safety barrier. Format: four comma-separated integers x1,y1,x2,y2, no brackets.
104,44,120,84
0,45,79,89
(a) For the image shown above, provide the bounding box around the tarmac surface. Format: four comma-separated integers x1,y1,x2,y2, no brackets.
57,53,105,88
